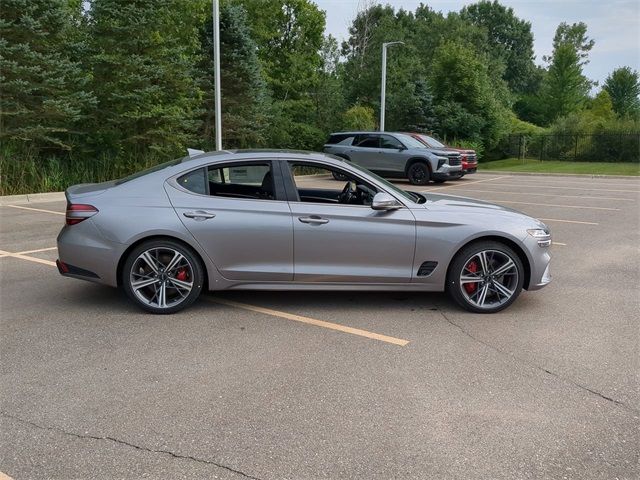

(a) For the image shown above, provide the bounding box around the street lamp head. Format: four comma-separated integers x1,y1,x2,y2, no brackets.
383,41,405,48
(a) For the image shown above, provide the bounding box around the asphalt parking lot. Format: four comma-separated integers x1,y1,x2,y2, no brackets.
1,172,638,479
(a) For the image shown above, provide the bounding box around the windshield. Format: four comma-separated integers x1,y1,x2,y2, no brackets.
394,133,429,149
116,158,183,184
347,162,422,204
418,134,445,148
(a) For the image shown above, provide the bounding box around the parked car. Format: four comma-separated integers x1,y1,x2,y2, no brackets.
408,133,478,177
323,131,462,185
57,150,551,314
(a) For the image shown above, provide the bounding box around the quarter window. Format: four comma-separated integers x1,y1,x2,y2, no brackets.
177,163,275,200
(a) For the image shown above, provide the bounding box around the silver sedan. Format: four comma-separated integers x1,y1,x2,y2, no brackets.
57,150,551,314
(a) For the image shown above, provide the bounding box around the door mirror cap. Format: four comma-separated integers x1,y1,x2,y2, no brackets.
371,192,402,211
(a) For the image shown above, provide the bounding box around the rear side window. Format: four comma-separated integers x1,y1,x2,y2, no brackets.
177,167,207,194
326,134,356,145
355,135,380,148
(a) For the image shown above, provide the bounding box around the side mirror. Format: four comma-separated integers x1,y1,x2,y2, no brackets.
371,192,402,211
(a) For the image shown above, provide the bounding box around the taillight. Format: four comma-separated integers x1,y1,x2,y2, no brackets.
66,204,98,226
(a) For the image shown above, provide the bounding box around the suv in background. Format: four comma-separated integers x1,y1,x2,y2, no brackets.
408,133,478,177
323,132,462,185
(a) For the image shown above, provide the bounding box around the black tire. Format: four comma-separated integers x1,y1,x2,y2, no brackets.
446,241,524,314
407,162,430,185
332,171,348,181
122,239,204,314
433,179,446,184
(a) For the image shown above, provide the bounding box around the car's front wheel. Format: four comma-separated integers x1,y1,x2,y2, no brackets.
407,162,430,185
122,239,204,314
446,241,524,313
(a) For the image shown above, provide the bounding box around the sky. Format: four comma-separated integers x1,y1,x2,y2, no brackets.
314,0,640,87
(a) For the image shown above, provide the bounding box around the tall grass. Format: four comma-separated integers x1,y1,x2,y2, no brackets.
0,145,171,195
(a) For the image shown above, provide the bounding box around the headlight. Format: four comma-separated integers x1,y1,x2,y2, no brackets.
527,228,551,247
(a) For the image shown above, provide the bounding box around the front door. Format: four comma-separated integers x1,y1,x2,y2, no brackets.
165,160,293,281
285,162,416,283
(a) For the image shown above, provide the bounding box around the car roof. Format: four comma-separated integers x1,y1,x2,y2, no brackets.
182,149,346,166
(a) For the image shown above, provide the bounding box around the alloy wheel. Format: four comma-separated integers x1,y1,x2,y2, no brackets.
458,249,519,310
129,247,194,309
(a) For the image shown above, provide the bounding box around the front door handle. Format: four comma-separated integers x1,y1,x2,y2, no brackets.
183,210,216,220
298,215,329,225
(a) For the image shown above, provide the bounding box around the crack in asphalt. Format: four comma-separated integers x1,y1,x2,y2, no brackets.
0,411,262,480
435,306,638,415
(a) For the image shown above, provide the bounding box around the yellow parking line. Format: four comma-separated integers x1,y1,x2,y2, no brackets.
428,176,506,191
16,246,58,255
491,200,619,211
4,204,65,215
458,188,634,202
0,249,57,267
209,297,410,346
538,218,599,225
471,183,639,193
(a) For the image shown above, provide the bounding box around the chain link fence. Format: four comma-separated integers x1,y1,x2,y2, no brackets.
506,133,640,163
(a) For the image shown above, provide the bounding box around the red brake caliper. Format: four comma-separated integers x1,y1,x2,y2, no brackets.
464,261,478,294
175,268,188,281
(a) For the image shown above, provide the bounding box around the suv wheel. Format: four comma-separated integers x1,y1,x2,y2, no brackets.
407,162,430,185
122,239,204,314
446,241,524,313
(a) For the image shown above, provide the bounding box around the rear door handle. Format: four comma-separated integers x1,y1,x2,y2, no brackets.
183,210,216,220
298,215,329,225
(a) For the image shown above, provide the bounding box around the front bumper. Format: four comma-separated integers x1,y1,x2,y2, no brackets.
462,161,478,173
523,235,552,291
433,163,463,180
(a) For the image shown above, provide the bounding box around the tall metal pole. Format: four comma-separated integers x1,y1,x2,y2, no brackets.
213,0,222,150
380,41,404,132
380,45,387,132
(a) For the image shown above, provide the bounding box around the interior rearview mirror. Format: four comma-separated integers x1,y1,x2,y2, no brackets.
371,192,402,211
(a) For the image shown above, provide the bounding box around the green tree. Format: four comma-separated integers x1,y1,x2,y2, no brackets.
342,105,375,131
0,0,95,150
460,0,537,93
429,41,510,148
89,0,203,155
539,23,595,124
603,67,640,118
200,3,268,148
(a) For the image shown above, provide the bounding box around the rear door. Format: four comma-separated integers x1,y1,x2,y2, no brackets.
349,134,382,170
165,160,294,281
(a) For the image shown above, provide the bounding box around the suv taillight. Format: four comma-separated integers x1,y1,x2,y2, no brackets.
66,204,98,226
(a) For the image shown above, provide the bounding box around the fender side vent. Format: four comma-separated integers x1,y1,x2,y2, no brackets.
417,261,438,277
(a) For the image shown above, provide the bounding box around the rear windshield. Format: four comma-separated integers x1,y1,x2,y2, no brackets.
116,158,183,184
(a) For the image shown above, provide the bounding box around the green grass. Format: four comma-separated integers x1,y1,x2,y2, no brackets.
481,158,640,176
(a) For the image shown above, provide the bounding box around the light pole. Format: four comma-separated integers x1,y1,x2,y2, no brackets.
380,41,404,132
213,0,222,150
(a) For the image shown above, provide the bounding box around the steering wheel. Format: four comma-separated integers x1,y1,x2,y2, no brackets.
338,181,356,204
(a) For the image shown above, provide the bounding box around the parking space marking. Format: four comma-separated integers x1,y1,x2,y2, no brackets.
552,242,567,246
468,183,639,193
428,176,506,191
16,247,58,255
488,178,640,188
0,249,57,267
4,204,65,215
488,199,619,211
0,471,15,480
209,297,410,346
456,188,635,202
538,218,599,225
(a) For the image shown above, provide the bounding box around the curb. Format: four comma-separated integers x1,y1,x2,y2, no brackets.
474,170,640,180
0,191,65,206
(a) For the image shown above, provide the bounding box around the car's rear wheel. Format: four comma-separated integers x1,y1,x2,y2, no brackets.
407,162,430,185
446,241,524,313
122,239,204,314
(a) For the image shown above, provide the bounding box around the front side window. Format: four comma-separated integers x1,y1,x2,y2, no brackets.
177,162,275,200
289,163,378,206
